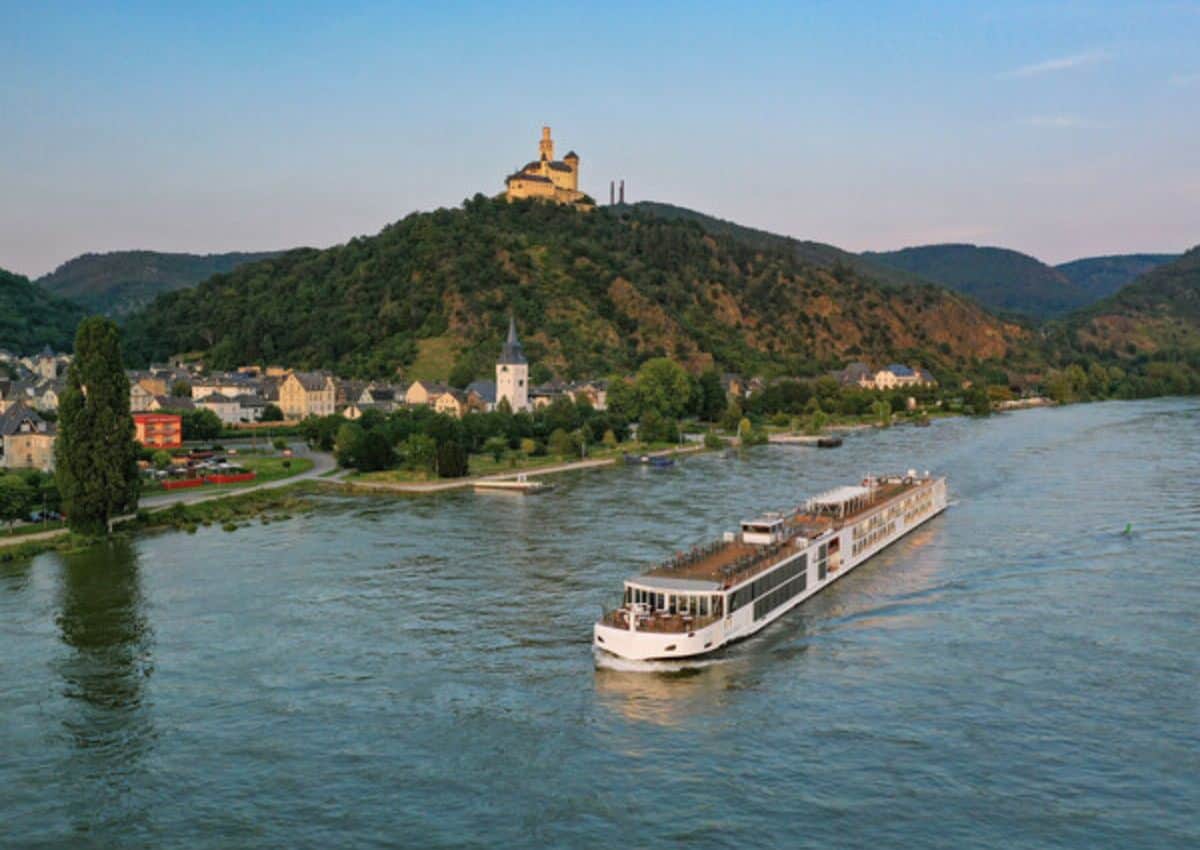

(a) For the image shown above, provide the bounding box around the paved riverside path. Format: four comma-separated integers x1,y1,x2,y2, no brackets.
0,449,339,551
336,445,704,494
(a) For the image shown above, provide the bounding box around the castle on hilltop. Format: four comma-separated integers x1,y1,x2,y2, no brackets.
504,127,587,206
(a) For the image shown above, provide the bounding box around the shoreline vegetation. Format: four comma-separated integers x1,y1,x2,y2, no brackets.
0,394,1070,564
2,396,1171,566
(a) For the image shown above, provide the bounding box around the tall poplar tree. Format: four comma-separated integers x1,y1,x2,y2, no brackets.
55,317,140,534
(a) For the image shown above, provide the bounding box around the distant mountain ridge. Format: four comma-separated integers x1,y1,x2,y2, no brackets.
1055,253,1179,302
863,244,1181,320
627,201,935,290
0,267,88,352
38,249,284,317
861,243,1088,319
1070,246,1200,356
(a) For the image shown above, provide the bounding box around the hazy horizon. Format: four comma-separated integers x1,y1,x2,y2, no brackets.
4,1,1198,278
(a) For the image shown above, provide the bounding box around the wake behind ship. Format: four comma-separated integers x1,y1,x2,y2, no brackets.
594,471,948,661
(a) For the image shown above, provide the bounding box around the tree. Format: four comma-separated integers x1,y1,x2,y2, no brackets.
636,358,691,419
448,359,475,389
638,410,678,444
358,429,396,471
697,370,726,422
0,475,34,533
964,386,991,417
548,427,575,457
260,403,284,422
152,450,172,470
872,398,892,427
177,408,222,440
272,437,288,451
54,317,140,535
402,434,437,472
721,400,743,434
435,440,469,478
483,436,508,462
170,379,192,398
334,422,365,468
605,378,641,420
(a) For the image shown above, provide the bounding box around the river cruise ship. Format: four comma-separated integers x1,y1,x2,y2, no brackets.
594,471,948,661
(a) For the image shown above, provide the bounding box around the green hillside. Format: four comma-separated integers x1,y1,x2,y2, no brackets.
1056,253,1180,302
628,201,933,289
122,196,1031,380
0,267,88,352
1069,246,1200,357
862,243,1090,319
38,249,283,317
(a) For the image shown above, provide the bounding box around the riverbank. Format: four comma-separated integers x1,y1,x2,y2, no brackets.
338,444,704,494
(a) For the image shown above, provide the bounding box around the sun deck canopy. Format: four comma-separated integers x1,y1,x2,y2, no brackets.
807,484,874,517
627,575,723,593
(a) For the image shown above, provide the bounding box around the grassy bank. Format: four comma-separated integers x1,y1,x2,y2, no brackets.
132,481,325,534
349,440,682,484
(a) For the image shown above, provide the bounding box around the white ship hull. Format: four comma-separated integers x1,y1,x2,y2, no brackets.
595,475,948,662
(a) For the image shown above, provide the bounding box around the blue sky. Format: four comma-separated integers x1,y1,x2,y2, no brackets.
3,1,1198,277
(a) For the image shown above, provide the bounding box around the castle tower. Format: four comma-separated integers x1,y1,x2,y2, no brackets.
496,316,530,412
563,150,579,190
539,126,554,161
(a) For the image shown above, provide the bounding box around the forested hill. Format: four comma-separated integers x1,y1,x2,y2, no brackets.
1055,253,1179,302
626,201,934,289
861,244,1092,319
122,196,1029,381
39,249,284,317
1069,246,1200,356
0,268,88,352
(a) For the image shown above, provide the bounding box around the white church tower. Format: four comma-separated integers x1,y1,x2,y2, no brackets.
496,316,530,412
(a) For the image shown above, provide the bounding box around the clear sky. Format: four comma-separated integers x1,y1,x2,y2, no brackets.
3,0,1198,277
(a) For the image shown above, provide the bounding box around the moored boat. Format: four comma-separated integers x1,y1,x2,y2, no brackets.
594,471,948,661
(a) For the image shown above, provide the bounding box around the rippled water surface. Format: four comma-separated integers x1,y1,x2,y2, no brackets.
3,398,1198,848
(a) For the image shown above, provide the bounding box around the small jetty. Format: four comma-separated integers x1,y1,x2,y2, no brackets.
473,474,551,494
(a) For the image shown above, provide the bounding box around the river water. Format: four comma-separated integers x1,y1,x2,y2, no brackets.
3,398,1197,848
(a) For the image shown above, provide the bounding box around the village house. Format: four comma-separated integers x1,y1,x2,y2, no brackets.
133,413,183,449
837,362,936,391
359,384,403,411
405,380,449,407
32,380,62,412
0,402,56,472
147,395,195,413
191,373,261,400
278,371,336,418
197,394,249,425
130,381,157,412
465,380,497,411
433,389,469,418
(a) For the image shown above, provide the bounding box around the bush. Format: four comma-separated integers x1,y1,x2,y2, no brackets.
703,431,724,450
548,428,576,457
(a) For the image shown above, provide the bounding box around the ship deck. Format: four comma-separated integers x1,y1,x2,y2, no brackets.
638,480,918,588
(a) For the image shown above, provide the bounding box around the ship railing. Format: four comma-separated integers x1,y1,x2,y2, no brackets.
653,539,727,573
631,612,721,634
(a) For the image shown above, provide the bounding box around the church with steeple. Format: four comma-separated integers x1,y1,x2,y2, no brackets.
495,317,530,412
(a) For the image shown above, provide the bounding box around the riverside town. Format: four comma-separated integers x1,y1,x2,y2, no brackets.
3,7,1198,847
